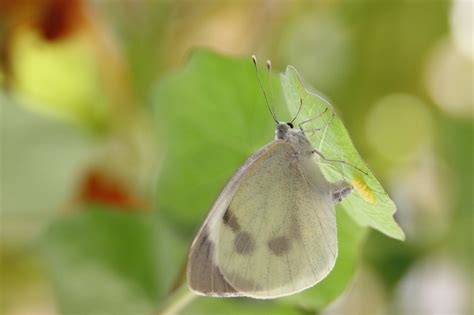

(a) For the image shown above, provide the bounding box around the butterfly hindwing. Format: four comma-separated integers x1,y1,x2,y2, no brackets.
188,140,338,298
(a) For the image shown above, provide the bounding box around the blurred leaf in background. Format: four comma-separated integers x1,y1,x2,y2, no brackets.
39,207,187,315
0,96,98,315
1,95,97,244
10,29,110,130
0,0,123,131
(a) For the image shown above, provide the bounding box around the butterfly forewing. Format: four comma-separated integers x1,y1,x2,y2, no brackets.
187,141,283,297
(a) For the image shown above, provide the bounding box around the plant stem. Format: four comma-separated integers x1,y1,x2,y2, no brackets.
156,283,196,315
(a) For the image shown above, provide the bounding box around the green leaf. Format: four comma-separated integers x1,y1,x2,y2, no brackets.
153,50,281,232
280,66,405,240
1,95,97,242
39,207,187,315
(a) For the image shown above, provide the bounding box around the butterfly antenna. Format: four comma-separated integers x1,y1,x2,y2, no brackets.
267,60,277,116
290,99,303,124
252,55,278,123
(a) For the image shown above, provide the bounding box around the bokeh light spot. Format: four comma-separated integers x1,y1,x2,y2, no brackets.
450,0,474,59
366,94,433,161
280,12,352,93
425,39,473,118
395,256,470,315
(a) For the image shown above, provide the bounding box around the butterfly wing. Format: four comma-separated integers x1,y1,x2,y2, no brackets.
187,140,284,297
187,140,338,299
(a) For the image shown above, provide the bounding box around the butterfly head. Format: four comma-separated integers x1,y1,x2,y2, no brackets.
275,121,304,140
275,122,293,139
276,121,313,157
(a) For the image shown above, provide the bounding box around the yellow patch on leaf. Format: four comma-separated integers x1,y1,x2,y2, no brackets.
352,176,377,204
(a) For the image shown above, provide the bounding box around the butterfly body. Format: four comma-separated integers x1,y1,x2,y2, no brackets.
187,122,352,299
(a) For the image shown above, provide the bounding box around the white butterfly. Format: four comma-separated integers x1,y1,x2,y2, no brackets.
187,57,353,299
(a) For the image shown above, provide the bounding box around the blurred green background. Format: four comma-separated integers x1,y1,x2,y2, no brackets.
0,1,472,314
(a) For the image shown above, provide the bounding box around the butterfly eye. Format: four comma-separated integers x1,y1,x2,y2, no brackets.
287,122,294,128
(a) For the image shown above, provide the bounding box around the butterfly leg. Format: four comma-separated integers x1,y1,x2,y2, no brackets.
300,112,335,136
298,108,330,131
311,148,368,176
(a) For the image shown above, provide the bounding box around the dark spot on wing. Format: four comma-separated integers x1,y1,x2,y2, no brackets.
268,236,291,256
234,231,254,255
223,207,241,232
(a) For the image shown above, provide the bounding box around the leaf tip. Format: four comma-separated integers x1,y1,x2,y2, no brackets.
385,222,406,241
